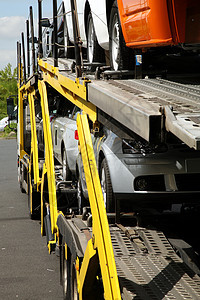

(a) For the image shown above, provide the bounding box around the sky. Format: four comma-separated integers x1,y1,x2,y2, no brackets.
0,0,54,71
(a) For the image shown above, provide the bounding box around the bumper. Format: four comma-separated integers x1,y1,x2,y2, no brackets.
115,191,200,206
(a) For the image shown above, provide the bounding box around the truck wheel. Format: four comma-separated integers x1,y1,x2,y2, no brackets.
87,12,105,64
62,148,71,181
72,262,79,300
28,176,40,220
100,158,114,212
62,242,71,299
109,0,134,70
18,161,26,193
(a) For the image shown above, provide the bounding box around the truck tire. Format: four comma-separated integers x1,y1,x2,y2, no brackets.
87,12,105,64
100,158,114,212
62,242,72,299
109,0,134,70
71,261,79,300
28,175,40,220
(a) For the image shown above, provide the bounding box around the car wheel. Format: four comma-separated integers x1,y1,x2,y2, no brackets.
109,0,134,70
77,176,88,215
63,21,75,59
62,148,71,181
87,12,105,64
100,158,114,212
77,178,83,214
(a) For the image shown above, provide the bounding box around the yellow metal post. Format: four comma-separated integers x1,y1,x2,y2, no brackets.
40,164,47,236
28,90,40,187
38,80,58,235
77,113,121,300
18,87,25,159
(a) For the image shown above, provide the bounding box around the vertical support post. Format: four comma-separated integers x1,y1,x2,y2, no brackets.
17,42,22,86
17,41,19,84
21,32,26,83
38,0,43,59
26,19,30,78
70,0,82,77
53,0,58,67
135,51,142,79
30,6,36,74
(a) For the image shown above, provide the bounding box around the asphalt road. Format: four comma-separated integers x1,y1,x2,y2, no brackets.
0,139,63,300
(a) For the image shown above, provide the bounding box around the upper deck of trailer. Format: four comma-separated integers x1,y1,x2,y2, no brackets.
39,57,200,150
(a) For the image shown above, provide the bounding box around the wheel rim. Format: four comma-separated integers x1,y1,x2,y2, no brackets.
64,33,68,57
73,266,78,300
77,180,82,214
88,17,94,63
63,257,68,295
101,168,107,208
63,151,66,180
111,14,120,70
73,276,78,300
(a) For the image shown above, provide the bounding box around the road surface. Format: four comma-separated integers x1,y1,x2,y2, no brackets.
0,139,63,299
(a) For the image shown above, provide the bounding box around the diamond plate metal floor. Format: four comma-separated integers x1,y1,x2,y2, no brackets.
110,226,200,299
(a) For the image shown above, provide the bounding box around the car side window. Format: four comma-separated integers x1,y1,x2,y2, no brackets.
71,106,81,120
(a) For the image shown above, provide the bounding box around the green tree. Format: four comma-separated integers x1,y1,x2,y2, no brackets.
0,63,17,120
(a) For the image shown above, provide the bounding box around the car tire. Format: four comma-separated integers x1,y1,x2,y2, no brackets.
109,0,134,70
100,158,114,212
77,176,88,215
63,20,75,59
87,12,105,64
62,148,72,181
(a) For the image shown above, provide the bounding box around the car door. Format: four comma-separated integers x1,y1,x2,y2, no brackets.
63,0,86,47
53,106,74,164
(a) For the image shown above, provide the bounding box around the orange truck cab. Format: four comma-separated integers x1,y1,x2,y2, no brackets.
117,0,200,49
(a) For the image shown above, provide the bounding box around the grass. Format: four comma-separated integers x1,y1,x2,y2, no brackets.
0,123,17,139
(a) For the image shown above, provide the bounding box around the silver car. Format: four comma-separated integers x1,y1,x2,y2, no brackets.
77,127,200,212
52,105,80,180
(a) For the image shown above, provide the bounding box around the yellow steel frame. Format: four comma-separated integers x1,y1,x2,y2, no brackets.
40,163,47,237
76,113,121,300
38,80,58,235
28,89,40,187
18,58,121,297
18,86,24,158
38,59,97,123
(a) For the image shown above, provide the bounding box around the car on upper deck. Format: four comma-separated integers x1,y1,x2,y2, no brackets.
61,0,200,70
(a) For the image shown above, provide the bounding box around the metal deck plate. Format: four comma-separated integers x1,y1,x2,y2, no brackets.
110,226,200,299
88,78,200,149
42,58,200,148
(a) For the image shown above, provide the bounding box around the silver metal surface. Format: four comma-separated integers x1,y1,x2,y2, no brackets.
88,78,200,149
43,57,200,148
110,226,200,299
88,79,162,142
